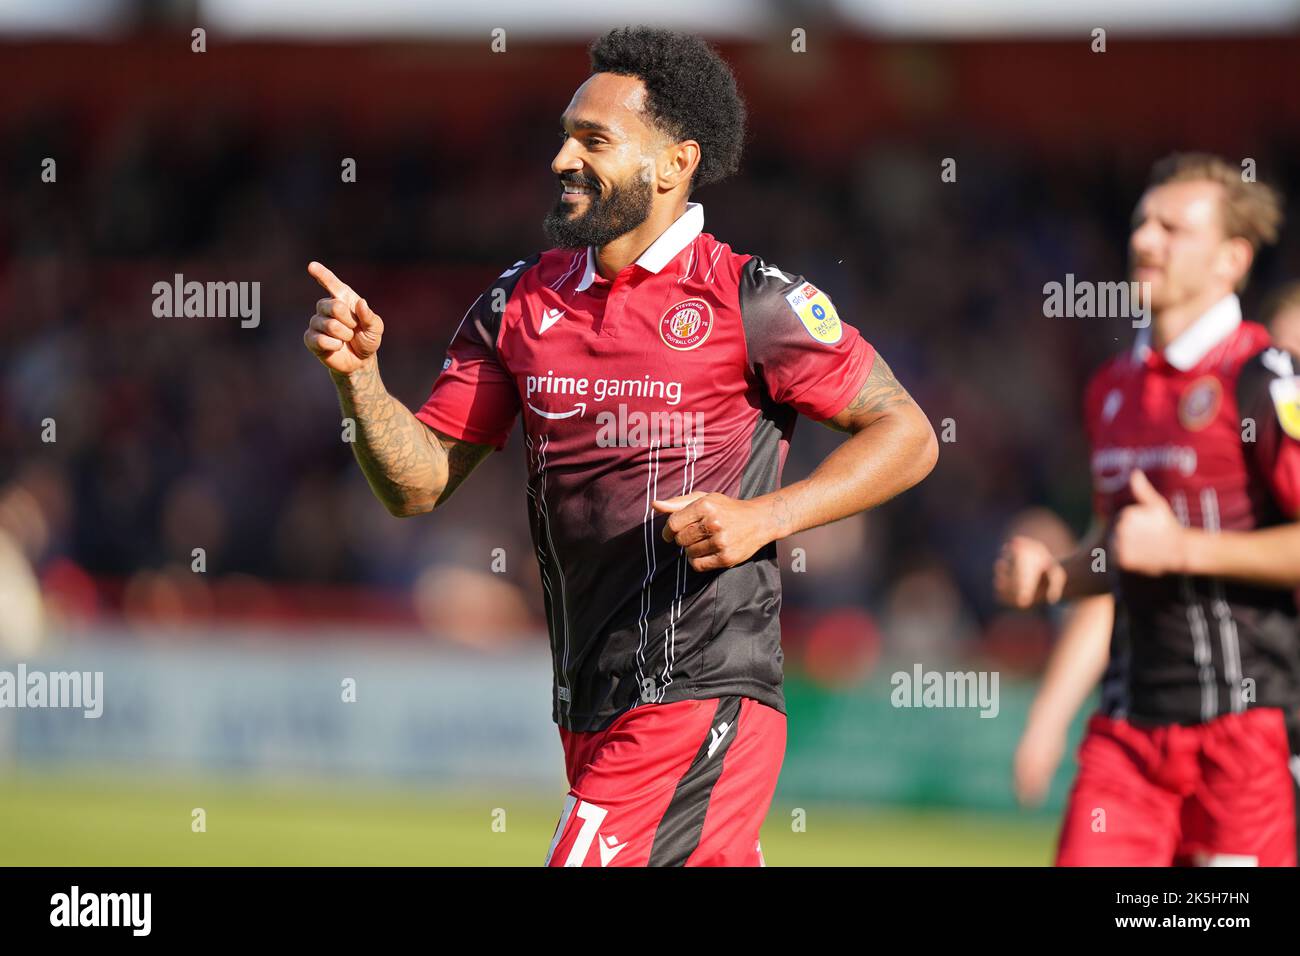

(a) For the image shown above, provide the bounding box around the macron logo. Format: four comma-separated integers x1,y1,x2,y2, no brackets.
1263,347,1295,378
539,307,566,335
598,833,628,866
707,721,731,758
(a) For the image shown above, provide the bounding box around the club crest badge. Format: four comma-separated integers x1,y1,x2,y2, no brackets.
659,297,714,351
1178,376,1221,432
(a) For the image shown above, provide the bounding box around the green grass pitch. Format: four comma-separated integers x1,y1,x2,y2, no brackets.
0,771,1059,866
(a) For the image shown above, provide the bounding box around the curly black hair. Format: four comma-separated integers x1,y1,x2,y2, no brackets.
589,26,747,193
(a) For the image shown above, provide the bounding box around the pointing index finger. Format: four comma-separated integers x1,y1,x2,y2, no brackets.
308,261,354,303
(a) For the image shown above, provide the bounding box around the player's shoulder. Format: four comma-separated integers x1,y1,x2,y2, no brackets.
733,253,832,319
1236,321,1296,377
459,253,546,345
1219,320,1274,377
734,253,847,346
1232,335,1294,429
534,247,589,277
1248,345,1300,377
489,251,550,289
735,253,816,299
685,231,744,285
466,252,547,304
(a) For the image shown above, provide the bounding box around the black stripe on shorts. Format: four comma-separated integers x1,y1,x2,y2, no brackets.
648,695,744,867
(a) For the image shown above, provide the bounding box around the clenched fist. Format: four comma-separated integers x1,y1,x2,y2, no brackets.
304,261,385,376
994,534,1066,608
653,491,776,572
1110,470,1187,576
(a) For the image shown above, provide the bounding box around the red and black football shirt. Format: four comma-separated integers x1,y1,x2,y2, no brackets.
416,202,875,731
1085,294,1300,726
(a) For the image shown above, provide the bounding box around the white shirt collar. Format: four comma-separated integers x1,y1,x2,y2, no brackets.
1132,293,1242,371
575,202,704,292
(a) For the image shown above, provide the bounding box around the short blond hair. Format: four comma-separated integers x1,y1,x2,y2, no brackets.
1148,153,1284,259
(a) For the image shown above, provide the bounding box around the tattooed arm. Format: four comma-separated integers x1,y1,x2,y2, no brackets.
304,261,491,517
760,353,938,538
655,354,938,571
332,363,491,516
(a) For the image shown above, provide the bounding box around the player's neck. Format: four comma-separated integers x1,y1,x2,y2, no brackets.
1151,287,1235,351
593,199,690,280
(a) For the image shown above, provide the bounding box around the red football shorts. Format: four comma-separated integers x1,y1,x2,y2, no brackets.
544,695,786,867
1057,708,1296,866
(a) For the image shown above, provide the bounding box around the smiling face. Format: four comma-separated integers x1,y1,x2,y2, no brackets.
1128,180,1249,314
542,72,666,249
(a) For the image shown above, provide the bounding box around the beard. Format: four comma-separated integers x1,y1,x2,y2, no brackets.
543,172,654,248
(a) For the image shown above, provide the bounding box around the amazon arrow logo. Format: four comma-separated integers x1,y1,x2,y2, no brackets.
527,402,586,420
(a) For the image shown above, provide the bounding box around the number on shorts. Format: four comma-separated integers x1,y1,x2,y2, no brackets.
564,800,609,867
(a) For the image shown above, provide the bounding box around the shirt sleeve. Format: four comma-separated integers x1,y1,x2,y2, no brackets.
736,257,876,420
1238,347,1300,520
1082,366,1114,519
414,260,533,450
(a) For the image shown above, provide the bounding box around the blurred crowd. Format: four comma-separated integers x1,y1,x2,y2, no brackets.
5,83,1300,672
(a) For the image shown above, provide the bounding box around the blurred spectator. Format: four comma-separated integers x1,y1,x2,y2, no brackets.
0,480,48,653
883,563,979,665
412,565,535,647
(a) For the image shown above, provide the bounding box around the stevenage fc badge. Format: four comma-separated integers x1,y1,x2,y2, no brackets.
1178,376,1222,431
785,282,842,344
660,297,714,351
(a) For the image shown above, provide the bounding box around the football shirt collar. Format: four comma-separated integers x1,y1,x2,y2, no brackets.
1132,293,1242,371
575,202,704,292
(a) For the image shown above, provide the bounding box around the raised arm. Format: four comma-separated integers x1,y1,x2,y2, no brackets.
330,360,491,515
304,261,491,516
